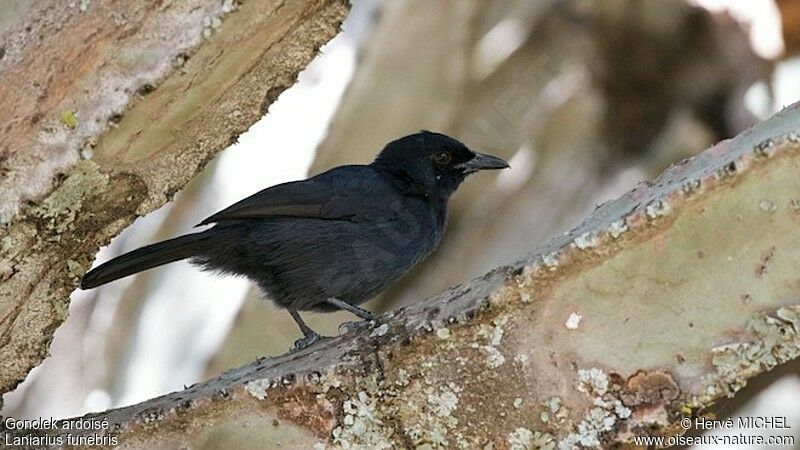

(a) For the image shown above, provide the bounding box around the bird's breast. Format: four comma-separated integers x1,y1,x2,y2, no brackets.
389,198,446,259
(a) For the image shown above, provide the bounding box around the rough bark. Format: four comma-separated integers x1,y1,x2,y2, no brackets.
6,101,800,449
0,0,349,397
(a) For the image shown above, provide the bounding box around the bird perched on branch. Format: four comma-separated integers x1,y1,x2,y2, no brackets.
81,131,509,349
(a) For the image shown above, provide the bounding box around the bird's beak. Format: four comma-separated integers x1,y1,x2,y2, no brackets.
456,151,510,173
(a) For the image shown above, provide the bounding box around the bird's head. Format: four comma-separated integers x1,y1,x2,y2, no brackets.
372,131,509,198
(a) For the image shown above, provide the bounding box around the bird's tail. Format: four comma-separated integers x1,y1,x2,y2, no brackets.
81,232,211,289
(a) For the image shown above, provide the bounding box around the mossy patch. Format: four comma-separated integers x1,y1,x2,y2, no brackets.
29,160,108,234
60,110,78,129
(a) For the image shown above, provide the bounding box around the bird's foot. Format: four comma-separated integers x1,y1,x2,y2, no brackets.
338,319,375,335
293,331,326,351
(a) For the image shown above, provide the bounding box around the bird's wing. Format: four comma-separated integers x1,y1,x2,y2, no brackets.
197,166,402,226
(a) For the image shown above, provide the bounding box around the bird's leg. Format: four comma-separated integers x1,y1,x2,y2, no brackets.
288,307,324,350
327,297,376,320
326,297,377,334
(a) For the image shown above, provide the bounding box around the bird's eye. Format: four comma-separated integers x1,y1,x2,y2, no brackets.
434,151,451,166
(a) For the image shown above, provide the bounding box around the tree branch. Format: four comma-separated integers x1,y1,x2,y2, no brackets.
7,102,800,449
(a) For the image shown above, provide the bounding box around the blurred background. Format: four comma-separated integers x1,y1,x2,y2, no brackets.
3,0,800,447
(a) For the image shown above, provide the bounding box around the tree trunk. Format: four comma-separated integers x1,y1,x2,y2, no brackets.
0,0,349,399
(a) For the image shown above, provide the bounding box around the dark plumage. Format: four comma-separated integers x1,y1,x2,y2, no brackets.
81,131,509,349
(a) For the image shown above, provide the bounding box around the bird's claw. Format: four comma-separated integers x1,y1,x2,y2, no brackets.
293,331,326,351
338,319,375,334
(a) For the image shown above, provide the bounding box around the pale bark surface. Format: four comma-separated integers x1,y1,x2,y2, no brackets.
7,102,800,449
0,0,349,397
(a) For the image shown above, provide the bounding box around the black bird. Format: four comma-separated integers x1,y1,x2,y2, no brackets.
81,131,509,349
